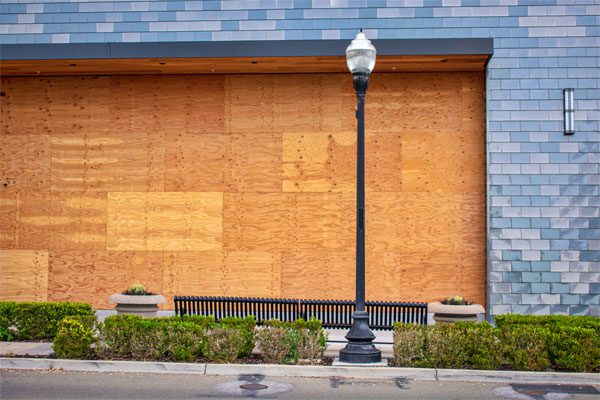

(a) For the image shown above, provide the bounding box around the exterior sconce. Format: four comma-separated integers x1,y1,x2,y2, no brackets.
563,88,575,135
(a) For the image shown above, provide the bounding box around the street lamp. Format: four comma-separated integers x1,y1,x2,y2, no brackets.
339,30,381,364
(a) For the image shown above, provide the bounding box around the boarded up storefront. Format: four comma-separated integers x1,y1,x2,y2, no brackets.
0,68,485,308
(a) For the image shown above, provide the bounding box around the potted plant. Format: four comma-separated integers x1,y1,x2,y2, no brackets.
428,295,485,323
109,283,166,318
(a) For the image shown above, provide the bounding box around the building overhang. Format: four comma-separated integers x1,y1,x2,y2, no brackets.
0,38,493,76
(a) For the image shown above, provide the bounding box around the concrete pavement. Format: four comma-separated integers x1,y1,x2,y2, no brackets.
2,369,599,400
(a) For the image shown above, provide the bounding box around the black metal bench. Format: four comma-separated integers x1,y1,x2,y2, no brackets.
173,296,428,330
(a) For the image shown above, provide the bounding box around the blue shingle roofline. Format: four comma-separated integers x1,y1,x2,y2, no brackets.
0,38,494,61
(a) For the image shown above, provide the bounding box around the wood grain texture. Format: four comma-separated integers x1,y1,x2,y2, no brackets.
0,250,48,301
0,55,489,76
49,251,164,309
0,134,51,191
1,71,485,308
281,251,354,300
0,191,18,249
107,192,223,251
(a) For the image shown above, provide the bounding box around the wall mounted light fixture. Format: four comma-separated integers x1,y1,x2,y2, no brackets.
563,88,575,135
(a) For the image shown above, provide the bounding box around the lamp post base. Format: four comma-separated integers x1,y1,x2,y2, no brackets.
339,311,382,363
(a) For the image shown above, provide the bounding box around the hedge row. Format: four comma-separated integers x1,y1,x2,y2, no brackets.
393,315,600,372
0,301,94,341
52,314,328,364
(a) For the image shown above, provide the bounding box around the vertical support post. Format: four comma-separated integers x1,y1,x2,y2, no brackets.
339,72,382,364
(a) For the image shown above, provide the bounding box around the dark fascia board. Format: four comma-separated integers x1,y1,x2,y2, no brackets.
0,39,493,60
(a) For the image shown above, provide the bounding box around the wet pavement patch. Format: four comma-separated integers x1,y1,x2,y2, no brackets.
212,375,293,397
511,384,599,396
494,383,599,400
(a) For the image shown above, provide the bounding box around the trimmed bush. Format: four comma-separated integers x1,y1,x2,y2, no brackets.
496,314,600,372
96,315,206,362
0,301,94,341
499,324,549,371
218,316,256,357
202,327,245,363
495,314,600,334
391,323,428,367
257,326,292,364
257,318,327,364
394,316,600,372
393,322,502,370
547,326,600,372
0,302,17,341
52,315,97,359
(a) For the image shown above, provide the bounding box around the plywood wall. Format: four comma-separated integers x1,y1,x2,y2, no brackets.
0,73,486,308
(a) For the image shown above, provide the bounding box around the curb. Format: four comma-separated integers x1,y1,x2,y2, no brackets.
1,358,599,385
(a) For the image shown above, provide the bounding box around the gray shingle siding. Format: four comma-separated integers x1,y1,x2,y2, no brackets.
1,0,598,317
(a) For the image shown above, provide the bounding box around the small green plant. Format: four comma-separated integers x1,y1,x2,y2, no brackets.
202,327,245,363
52,315,97,359
441,296,472,305
258,319,327,364
257,326,293,364
125,283,149,295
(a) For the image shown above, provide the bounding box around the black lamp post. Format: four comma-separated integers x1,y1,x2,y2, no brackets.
339,31,382,364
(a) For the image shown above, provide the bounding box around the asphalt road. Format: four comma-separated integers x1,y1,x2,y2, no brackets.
1,369,599,400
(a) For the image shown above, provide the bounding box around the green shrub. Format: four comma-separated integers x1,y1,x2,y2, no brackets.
202,327,244,363
96,314,161,361
0,302,17,341
0,301,94,341
258,318,327,364
500,324,549,371
160,321,204,362
257,325,293,364
391,323,428,367
495,314,600,372
393,322,502,370
52,315,97,359
547,326,600,372
218,316,256,357
96,315,206,362
495,314,600,334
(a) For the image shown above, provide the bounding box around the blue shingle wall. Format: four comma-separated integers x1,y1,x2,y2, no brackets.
1,0,598,317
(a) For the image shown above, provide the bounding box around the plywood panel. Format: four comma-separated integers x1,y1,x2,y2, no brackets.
401,130,484,193
15,191,52,250
49,192,107,251
364,192,463,253
48,251,164,309
93,251,164,309
0,250,48,301
272,75,344,134
0,190,18,249
223,251,281,297
165,133,230,192
293,193,343,251
0,134,51,190
282,131,402,192
223,193,293,252
281,251,354,300
163,252,224,301
107,192,223,251
229,133,283,192
51,130,165,192
225,75,275,134
0,78,53,135
48,251,96,304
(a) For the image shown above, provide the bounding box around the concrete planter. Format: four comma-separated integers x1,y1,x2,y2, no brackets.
108,293,166,318
428,302,485,323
